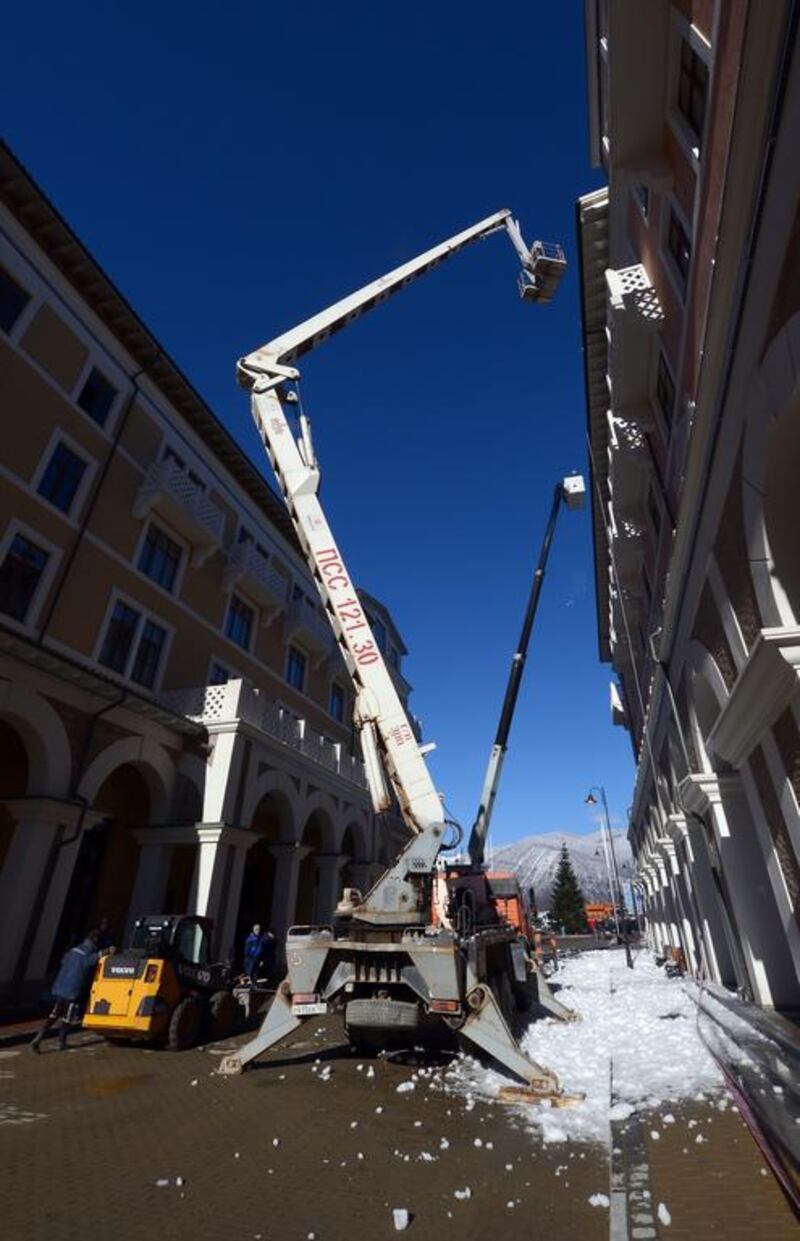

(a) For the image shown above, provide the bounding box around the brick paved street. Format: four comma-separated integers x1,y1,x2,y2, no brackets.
1,1015,796,1241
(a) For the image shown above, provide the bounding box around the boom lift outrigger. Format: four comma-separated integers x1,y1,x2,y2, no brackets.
220,211,568,1093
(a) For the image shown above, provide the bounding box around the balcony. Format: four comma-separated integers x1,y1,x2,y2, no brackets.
609,501,645,589
607,410,650,509
134,460,224,566
606,265,664,332
223,542,289,620
161,678,368,790
285,598,335,665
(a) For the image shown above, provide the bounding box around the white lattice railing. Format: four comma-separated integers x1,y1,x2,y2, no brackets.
223,542,289,611
606,264,664,329
134,459,225,549
286,598,334,653
161,679,367,789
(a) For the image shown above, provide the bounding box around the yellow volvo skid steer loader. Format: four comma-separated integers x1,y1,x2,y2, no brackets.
84,914,239,1050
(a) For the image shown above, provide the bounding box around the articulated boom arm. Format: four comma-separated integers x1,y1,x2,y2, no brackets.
238,209,541,383
239,211,565,923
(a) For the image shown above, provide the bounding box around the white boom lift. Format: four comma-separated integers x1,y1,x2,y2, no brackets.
220,210,569,1092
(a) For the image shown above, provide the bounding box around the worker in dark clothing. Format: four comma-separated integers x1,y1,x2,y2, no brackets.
242,924,276,985
30,929,102,1053
243,923,264,983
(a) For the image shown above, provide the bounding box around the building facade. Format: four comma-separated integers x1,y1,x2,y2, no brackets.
579,0,800,1009
0,143,411,1006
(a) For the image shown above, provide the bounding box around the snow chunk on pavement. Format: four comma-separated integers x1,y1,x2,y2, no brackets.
392,1208,410,1231
588,1194,610,1208
658,1202,672,1226
454,1187,472,1200
396,1081,415,1094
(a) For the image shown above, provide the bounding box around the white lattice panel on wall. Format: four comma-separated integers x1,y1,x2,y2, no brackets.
606,264,664,330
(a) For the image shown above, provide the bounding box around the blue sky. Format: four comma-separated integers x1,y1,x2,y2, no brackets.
3,2,634,844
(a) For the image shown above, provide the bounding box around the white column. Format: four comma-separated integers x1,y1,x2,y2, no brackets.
190,824,255,956
0,799,81,986
681,773,798,1006
268,843,312,943
683,817,737,986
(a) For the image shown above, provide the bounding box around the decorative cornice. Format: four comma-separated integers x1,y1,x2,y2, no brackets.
678,772,744,818
708,627,800,766
664,812,688,843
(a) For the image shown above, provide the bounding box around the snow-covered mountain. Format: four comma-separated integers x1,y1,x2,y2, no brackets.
490,829,634,909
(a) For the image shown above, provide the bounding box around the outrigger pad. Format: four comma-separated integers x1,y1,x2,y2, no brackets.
460,984,562,1100
218,982,305,1075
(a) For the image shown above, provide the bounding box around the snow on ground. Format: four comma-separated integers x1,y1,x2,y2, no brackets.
441,949,723,1145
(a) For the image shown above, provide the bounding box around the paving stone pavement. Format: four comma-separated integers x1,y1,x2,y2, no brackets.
0,1020,795,1241
612,1098,798,1239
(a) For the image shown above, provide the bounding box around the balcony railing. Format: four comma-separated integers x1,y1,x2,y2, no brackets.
161,678,368,790
606,264,664,331
285,599,334,663
607,410,650,509
134,460,225,566
223,542,289,619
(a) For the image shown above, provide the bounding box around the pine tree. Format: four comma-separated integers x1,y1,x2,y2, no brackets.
549,843,589,934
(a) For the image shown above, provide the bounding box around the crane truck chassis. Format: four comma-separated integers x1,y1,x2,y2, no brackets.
219,211,573,1097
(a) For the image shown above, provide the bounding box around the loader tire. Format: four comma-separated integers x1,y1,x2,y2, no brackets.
208,990,238,1041
168,997,202,1051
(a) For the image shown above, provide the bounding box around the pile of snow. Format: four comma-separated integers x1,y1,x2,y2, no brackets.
442,950,722,1144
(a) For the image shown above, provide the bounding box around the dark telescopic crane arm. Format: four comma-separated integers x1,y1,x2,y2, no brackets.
467,473,586,867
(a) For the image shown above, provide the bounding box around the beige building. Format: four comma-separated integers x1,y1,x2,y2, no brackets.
0,142,411,1007
579,0,800,1010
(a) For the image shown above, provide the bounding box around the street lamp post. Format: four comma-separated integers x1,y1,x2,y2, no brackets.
585,785,633,968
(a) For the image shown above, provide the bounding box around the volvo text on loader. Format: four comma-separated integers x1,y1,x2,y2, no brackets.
219,210,575,1097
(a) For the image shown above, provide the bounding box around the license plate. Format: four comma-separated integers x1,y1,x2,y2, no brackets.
292,1002,327,1015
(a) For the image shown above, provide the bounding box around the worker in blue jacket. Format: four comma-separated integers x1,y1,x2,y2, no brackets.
30,929,103,1053
243,924,275,984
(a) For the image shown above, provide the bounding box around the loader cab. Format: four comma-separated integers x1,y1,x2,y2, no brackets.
129,914,212,967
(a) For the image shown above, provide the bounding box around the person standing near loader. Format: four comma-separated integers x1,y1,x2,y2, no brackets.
30,929,104,1053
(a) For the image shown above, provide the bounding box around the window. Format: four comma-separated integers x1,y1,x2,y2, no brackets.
98,599,169,688
38,442,88,514
139,524,182,592
330,683,345,722
130,619,168,689
666,206,691,295
655,352,676,426
99,600,140,673
77,367,117,427
677,38,709,143
226,594,254,650
209,660,230,686
287,645,306,692
0,533,50,621
0,266,30,334
647,483,662,538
